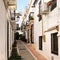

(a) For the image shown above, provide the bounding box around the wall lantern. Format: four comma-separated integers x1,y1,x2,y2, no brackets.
16,16,20,22
15,13,22,22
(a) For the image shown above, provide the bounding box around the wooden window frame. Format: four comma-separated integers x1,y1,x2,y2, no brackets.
51,32,58,55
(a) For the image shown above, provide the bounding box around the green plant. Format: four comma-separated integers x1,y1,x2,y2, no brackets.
14,32,19,40
29,16,34,20
9,47,21,60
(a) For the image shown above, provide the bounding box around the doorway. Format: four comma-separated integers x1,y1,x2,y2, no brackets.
39,36,42,50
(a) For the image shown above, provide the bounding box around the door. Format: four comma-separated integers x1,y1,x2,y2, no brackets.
39,36,42,50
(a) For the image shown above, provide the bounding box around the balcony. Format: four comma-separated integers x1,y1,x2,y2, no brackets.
29,12,34,23
29,16,34,20
3,0,16,9
40,3,49,14
29,16,34,25
10,10,15,20
47,0,57,11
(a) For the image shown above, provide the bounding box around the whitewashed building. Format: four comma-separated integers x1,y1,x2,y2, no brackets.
33,0,60,60
22,0,60,60
0,0,16,60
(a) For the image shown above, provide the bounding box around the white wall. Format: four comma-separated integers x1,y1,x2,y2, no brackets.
0,0,15,59
0,0,7,60
9,22,15,57
34,0,60,60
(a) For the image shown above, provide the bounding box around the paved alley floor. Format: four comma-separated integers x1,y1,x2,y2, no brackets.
25,43,47,60
17,40,35,60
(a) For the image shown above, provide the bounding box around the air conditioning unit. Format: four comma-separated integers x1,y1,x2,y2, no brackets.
40,3,49,14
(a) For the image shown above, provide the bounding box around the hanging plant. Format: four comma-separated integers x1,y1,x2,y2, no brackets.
47,1,52,7
29,16,34,20
37,14,41,17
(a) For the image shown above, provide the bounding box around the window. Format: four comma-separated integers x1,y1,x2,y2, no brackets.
51,32,58,55
29,12,34,20
39,36,42,50
51,0,57,11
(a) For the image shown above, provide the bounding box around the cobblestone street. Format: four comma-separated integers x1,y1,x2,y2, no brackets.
17,40,35,60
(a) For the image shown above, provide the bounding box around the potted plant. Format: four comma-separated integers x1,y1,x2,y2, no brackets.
37,14,41,17
29,16,34,20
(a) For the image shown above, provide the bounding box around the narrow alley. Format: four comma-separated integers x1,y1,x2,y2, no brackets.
0,0,60,60
17,40,35,60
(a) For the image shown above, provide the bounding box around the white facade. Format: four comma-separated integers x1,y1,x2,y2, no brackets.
0,0,7,60
34,0,60,60
17,0,60,60
0,0,16,60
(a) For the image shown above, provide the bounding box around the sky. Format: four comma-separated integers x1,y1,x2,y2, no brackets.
16,0,30,13
16,0,30,27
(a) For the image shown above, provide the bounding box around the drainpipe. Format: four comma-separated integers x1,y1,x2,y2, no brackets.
42,15,46,42
42,15,44,41
42,0,46,42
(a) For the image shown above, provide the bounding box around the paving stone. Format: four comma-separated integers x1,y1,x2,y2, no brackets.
17,40,35,60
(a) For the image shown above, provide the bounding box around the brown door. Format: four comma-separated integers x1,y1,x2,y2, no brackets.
39,36,42,50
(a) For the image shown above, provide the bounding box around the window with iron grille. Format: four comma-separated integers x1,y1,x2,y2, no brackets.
39,36,42,50
51,32,58,55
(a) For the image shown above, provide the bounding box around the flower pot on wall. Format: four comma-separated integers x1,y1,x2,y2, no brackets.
47,1,52,7
37,14,41,17
29,16,34,20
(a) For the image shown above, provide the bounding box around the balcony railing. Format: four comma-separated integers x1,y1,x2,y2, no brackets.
8,0,16,9
10,10,15,20
3,0,16,9
29,16,34,20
